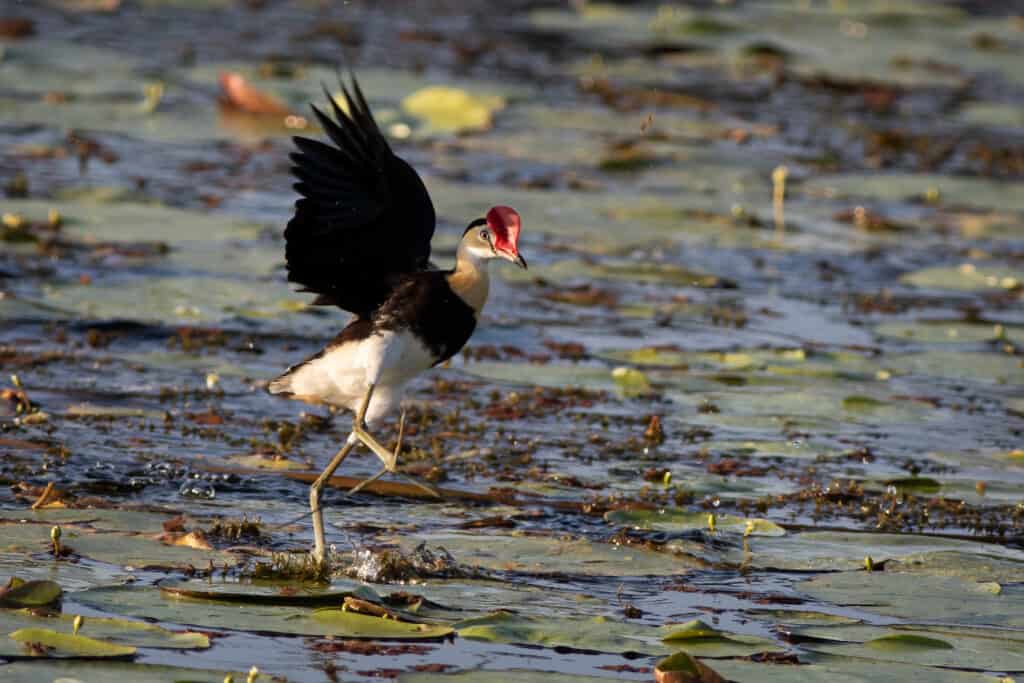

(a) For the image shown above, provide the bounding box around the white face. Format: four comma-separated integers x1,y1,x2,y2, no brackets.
461,226,501,262
459,224,526,268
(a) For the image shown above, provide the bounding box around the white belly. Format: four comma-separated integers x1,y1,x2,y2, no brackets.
274,330,435,425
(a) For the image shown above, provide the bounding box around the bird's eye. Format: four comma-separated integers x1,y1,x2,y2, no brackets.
479,229,490,241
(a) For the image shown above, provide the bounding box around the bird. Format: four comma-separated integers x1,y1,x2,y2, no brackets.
268,76,526,566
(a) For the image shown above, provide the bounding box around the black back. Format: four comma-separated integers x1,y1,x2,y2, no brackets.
284,76,436,316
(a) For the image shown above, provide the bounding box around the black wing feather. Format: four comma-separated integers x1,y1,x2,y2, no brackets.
283,75,436,316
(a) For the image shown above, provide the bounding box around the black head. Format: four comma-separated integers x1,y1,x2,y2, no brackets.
462,217,487,236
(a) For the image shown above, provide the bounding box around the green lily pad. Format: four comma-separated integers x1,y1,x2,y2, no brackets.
401,86,505,133
886,550,1024,583
0,522,241,570
711,531,1024,572
7,628,136,659
887,350,1023,384
798,572,1024,627
865,634,954,651
0,610,208,655
606,508,786,536
744,610,860,627
312,609,452,639
0,661,276,683
0,579,62,608
0,508,179,534
875,321,1023,345
400,671,614,683
661,619,785,658
159,578,377,607
655,651,725,683
392,532,704,577
75,585,447,638
793,624,1024,672
456,611,664,655
713,657,996,683
901,264,1023,292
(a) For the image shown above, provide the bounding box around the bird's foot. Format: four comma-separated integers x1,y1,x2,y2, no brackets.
346,467,442,500
399,472,442,499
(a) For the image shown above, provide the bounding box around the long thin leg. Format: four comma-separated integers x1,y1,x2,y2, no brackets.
348,392,441,499
348,409,404,497
310,432,358,566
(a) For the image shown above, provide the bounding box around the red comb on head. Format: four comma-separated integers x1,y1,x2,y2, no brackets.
486,206,521,254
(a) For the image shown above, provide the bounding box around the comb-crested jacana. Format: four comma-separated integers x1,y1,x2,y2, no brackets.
269,77,525,565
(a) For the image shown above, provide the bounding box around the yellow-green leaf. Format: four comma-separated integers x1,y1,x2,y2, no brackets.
401,86,504,133
8,628,136,658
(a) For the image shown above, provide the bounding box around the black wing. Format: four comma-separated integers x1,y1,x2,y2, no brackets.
284,76,436,316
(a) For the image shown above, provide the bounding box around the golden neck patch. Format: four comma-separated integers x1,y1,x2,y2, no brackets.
447,248,490,315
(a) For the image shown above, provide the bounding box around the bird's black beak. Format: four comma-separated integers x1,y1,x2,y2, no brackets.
499,249,527,269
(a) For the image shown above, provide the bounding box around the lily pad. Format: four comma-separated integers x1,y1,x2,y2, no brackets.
392,532,704,577
661,619,785,658
7,628,136,659
887,350,1023,384
606,508,786,536
793,624,1024,672
713,657,996,683
711,531,1024,572
456,611,664,655
400,671,614,683
0,610,208,655
0,661,276,683
0,522,241,570
312,608,452,639
875,321,1023,345
0,579,62,608
75,585,448,638
159,577,377,607
655,651,725,683
901,264,1023,292
401,86,505,133
0,508,178,534
798,572,1024,627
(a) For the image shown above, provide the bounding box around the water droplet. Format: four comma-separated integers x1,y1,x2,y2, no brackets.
179,480,215,499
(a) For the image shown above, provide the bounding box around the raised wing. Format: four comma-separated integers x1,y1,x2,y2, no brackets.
284,76,436,316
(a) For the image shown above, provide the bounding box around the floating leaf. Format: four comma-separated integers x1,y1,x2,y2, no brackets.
798,572,1024,627
401,86,504,133
663,619,726,641
866,634,954,651
0,579,61,608
881,476,942,493
392,532,701,577
7,628,136,658
793,624,1024,671
655,651,725,683
842,395,888,411
0,661,276,683
659,619,784,657
456,611,663,655
902,265,1022,292
159,578,375,607
607,509,785,536
0,610,208,654
611,366,653,396
77,585,440,638
311,609,452,639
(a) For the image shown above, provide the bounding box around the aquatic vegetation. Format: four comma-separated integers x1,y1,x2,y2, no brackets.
1,0,1022,680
